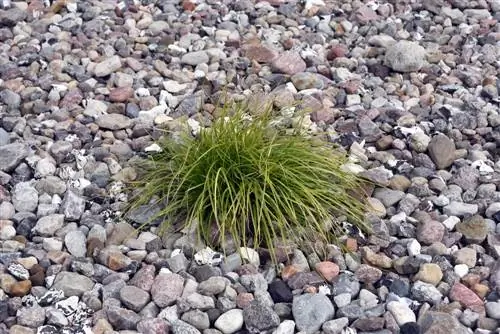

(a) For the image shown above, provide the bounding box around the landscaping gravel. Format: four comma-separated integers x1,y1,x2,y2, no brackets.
0,0,499,333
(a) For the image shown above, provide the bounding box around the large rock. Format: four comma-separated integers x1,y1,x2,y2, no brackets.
107,307,141,330
384,41,426,72
0,143,29,172
293,293,335,333
418,311,469,334
51,272,94,297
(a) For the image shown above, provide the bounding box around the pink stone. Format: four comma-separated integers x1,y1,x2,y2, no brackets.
236,292,254,308
315,261,340,282
271,51,306,75
109,87,134,102
242,43,279,64
449,282,485,313
355,5,379,23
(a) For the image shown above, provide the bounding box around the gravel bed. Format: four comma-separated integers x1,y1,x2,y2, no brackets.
0,0,499,333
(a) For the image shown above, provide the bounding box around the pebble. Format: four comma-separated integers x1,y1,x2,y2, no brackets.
214,309,244,334
292,293,335,333
384,41,426,72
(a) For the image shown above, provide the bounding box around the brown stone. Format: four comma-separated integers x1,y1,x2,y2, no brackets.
30,270,45,287
472,283,489,299
271,51,306,75
315,261,340,282
327,44,348,60
281,265,299,281
87,237,105,257
60,88,83,109
242,43,279,64
345,238,358,252
107,251,132,271
355,264,383,284
10,280,32,297
304,286,317,294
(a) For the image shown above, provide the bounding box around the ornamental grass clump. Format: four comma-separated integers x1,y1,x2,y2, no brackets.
127,100,370,262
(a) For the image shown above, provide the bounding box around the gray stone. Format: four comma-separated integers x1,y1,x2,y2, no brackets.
12,182,38,213
96,114,132,130
33,214,65,237
94,56,122,77
240,274,268,292
16,306,45,328
60,190,85,221
443,201,478,217
107,306,141,330
181,51,209,65
170,319,201,334
322,317,349,334
293,293,335,333
428,134,455,169
184,292,215,310
64,230,87,257
137,318,170,334
384,41,426,72
373,188,405,207
243,300,280,333
181,309,210,330
120,285,151,312
51,272,95,297
418,311,469,334
197,276,228,295
411,281,443,303
0,143,28,172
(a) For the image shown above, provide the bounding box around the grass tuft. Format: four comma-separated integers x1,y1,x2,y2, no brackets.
126,100,370,263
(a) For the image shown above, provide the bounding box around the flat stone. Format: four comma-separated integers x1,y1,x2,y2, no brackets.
96,114,132,130
181,51,209,65
94,55,122,77
64,230,87,258
322,317,349,334
443,201,478,217
51,272,94,297
413,263,443,286
16,306,45,328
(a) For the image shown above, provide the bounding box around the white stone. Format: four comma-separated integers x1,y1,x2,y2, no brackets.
443,216,460,230
33,214,65,237
334,293,351,308
407,239,421,256
454,264,469,277
274,320,295,334
83,99,108,118
0,202,15,220
387,301,416,325
443,201,478,216
0,224,16,240
214,309,244,334
239,247,260,267
43,238,63,252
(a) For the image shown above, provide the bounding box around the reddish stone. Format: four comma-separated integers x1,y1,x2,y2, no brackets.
449,282,485,313
311,109,337,124
346,238,358,252
271,51,306,75
281,265,299,281
182,1,196,11
315,261,340,282
327,45,348,60
109,87,134,102
242,43,279,63
107,252,132,271
236,292,254,308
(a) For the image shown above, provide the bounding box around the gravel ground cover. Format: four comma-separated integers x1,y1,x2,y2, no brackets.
0,0,499,333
